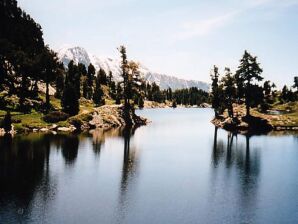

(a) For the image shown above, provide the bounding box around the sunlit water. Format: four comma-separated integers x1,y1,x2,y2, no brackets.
0,108,298,224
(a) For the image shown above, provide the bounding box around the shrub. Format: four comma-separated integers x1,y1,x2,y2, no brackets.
172,100,177,108
43,111,69,123
69,117,83,130
3,111,12,132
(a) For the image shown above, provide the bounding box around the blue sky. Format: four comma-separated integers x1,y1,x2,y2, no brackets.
18,0,298,87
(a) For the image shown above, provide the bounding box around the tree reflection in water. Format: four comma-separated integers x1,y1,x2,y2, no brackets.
90,128,124,156
116,127,140,223
61,134,79,165
0,134,55,222
211,127,261,216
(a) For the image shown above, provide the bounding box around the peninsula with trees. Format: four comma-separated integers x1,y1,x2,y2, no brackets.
210,51,298,134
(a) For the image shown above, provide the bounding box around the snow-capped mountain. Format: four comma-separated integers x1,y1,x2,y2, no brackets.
57,46,209,91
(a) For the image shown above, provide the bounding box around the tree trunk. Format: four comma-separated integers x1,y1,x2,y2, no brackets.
19,74,26,111
246,104,250,117
46,81,50,113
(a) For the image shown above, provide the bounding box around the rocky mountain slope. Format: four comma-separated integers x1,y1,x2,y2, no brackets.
57,46,209,91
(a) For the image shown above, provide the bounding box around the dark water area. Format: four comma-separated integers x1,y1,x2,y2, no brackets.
0,108,298,224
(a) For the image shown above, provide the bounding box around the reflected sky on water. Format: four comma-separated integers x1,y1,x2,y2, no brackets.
0,108,298,224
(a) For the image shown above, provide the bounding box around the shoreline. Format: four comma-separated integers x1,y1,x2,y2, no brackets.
211,103,298,135
0,105,148,136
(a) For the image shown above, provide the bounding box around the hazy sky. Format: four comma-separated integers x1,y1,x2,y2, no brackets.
18,0,298,87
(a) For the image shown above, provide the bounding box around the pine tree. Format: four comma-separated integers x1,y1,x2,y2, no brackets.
93,75,104,106
67,61,81,98
98,68,107,85
116,82,122,104
118,46,130,109
82,77,88,99
108,71,113,86
39,47,59,113
55,63,65,99
210,65,222,117
235,50,263,116
61,83,79,116
221,68,236,117
86,63,95,99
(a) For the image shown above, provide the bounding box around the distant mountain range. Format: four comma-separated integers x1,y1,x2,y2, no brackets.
57,46,209,91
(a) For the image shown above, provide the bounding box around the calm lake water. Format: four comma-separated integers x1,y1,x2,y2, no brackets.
0,108,298,224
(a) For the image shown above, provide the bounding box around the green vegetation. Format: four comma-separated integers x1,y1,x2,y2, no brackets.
0,0,210,133
210,51,298,130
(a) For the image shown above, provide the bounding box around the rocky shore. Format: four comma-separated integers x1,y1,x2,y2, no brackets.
212,115,273,135
211,103,298,135
0,105,148,136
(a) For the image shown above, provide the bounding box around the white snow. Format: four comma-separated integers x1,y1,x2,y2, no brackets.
57,46,209,91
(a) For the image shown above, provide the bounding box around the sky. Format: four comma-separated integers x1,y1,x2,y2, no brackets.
18,0,298,87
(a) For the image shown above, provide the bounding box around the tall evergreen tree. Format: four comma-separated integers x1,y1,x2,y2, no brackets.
210,65,222,117
235,50,263,116
55,62,65,99
93,75,104,106
118,46,130,109
98,68,108,85
39,47,59,112
61,83,79,116
221,68,236,117
115,82,123,104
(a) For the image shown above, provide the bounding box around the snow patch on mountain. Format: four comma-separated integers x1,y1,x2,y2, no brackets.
57,46,209,91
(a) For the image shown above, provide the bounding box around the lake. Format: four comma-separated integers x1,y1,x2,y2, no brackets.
0,108,298,224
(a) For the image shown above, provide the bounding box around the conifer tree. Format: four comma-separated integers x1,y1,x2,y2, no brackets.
93,75,104,106
67,61,81,98
86,63,95,99
55,63,65,99
235,50,263,116
98,68,107,85
221,68,236,117
39,47,59,113
61,82,80,116
210,65,222,117
115,82,123,104
119,46,130,109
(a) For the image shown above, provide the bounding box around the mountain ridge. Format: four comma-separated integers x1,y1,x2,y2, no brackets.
57,46,209,91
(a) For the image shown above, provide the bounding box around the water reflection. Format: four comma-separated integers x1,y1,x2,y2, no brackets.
116,127,140,223
90,128,124,156
0,108,297,224
211,127,261,219
61,135,79,165
0,134,55,222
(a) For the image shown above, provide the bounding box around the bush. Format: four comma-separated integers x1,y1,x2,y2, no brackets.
43,111,69,123
3,111,12,132
69,117,83,130
260,102,271,113
172,100,177,108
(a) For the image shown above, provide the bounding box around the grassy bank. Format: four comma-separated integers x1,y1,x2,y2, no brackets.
252,102,298,128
